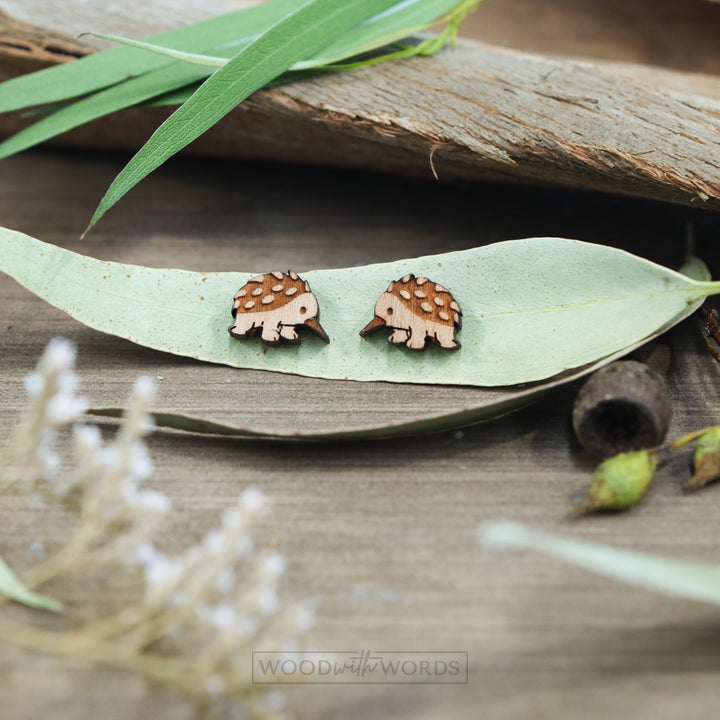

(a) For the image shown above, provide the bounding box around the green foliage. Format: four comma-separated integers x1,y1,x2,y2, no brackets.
0,0,479,228
480,522,720,607
691,426,720,489
1,227,713,387
577,450,658,514
0,556,62,612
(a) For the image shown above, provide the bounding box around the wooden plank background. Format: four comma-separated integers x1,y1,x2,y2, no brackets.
2,3,720,719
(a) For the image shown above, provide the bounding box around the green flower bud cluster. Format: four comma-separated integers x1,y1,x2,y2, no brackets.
576,450,658,515
577,425,720,515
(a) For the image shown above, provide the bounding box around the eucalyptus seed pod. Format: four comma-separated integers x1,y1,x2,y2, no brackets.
572,360,672,459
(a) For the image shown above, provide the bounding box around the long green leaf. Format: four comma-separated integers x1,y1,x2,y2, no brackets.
296,0,479,69
87,256,708,439
0,228,714,388
479,522,720,606
91,0,476,73
87,381,558,440
0,64,218,161
0,0,302,114
89,33,229,68
0,1,477,179
88,0,402,229
90,255,709,440
0,555,62,612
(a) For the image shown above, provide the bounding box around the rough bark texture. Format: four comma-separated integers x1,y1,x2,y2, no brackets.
2,2,720,208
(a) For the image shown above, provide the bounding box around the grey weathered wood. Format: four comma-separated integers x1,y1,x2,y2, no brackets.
2,2,720,208
3,148,720,720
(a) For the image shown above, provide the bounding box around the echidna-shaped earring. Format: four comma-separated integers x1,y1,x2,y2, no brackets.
229,271,329,346
360,273,461,350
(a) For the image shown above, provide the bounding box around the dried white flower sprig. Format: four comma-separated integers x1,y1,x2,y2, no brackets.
0,338,313,720
0,337,88,490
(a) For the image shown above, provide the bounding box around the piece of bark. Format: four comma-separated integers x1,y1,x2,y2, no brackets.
6,0,720,74
0,10,90,64
2,4,720,209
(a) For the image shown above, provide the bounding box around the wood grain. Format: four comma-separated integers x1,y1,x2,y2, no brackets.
229,271,329,345
3,2,720,717
359,274,461,351
3,149,720,719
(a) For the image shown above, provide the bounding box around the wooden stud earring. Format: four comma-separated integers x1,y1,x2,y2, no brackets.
229,271,330,346
360,274,461,350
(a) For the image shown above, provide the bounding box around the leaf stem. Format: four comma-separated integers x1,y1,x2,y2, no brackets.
671,425,720,451
87,33,231,68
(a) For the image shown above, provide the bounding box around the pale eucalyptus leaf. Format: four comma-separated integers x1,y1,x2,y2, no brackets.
1,228,715,386
0,555,62,613
480,522,720,606
2,227,714,439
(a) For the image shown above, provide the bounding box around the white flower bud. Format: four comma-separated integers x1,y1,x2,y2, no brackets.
203,529,226,556
129,442,154,480
240,487,265,513
74,423,102,450
136,489,171,514
145,556,183,594
41,337,76,373
257,588,279,616
215,568,236,594
261,553,286,578
210,603,237,631
222,506,245,530
133,543,161,567
46,394,88,425
22,371,43,398
132,376,156,405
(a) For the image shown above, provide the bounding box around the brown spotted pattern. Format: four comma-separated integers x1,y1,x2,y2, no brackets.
388,274,462,328
232,271,309,317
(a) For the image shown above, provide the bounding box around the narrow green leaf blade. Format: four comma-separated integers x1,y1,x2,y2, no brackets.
89,33,228,68
89,384,551,440
93,0,478,74
0,555,62,612
0,64,215,161
297,0,478,69
0,1,478,157
480,522,720,606
89,0,402,228
139,1,484,108
0,228,715,388
0,0,302,113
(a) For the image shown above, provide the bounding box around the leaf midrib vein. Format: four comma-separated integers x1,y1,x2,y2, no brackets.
21,252,704,324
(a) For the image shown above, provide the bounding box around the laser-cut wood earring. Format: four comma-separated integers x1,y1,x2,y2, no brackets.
359,273,461,350
229,271,329,346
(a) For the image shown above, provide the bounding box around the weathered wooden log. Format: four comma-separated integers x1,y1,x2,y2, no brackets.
2,1,720,209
